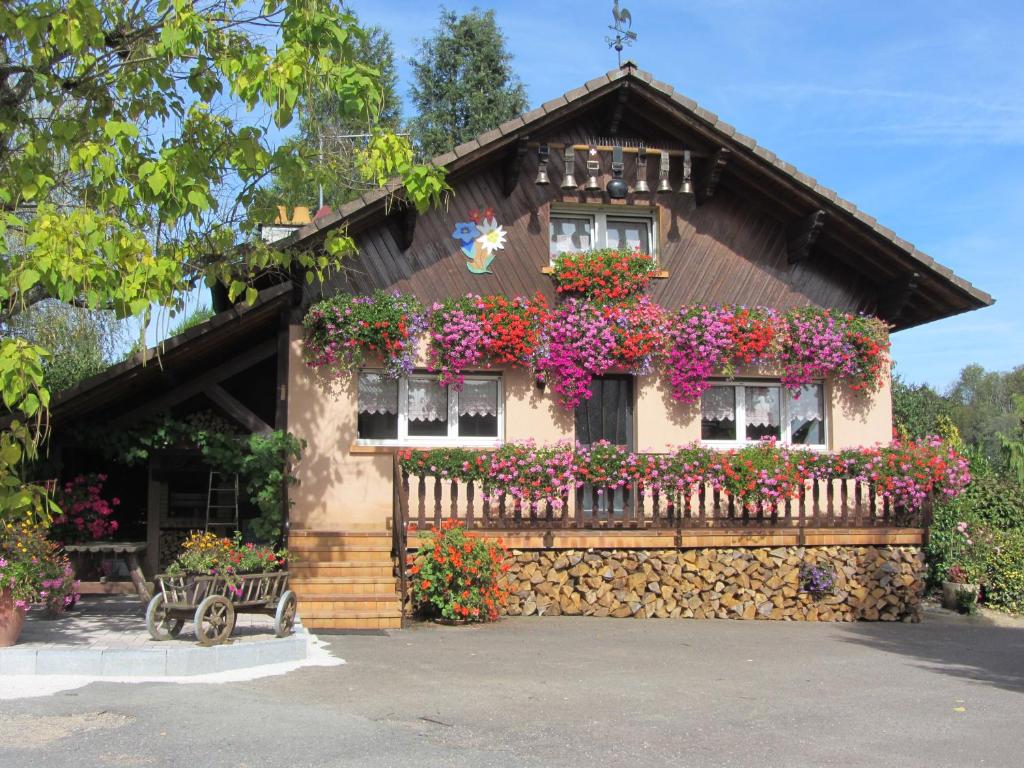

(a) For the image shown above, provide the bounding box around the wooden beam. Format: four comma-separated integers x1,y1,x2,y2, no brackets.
787,209,828,265
501,137,530,197
393,203,417,251
608,83,630,135
878,271,920,323
111,337,277,428
275,312,290,431
695,147,731,205
205,384,273,435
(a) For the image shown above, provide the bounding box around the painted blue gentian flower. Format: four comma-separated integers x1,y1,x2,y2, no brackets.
451,221,480,245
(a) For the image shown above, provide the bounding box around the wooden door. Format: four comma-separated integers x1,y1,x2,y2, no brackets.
575,375,634,517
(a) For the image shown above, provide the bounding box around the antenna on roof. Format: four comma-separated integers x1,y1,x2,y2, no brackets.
606,1,638,66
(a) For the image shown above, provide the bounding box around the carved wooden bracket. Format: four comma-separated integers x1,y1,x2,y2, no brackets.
878,271,920,323
502,137,530,197
695,147,731,205
393,203,417,251
787,209,828,265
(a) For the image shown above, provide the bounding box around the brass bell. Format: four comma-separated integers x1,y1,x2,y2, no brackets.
535,144,550,185
656,151,672,194
585,158,601,192
560,146,578,190
634,146,650,193
679,149,694,195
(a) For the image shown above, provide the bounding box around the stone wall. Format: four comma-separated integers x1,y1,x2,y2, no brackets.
501,546,926,622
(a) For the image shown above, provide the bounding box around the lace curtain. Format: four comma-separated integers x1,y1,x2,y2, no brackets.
745,386,781,428
459,380,498,417
701,387,736,422
358,373,398,415
408,380,448,422
789,385,823,423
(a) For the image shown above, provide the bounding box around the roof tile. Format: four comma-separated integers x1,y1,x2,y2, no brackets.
453,139,481,159
585,74,611,92
542,95,568,113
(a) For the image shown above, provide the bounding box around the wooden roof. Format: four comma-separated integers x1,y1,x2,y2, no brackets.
276,62,992,330
44,282,293,425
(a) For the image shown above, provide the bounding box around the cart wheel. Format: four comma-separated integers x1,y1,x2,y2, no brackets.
146,593,184,641
274,590,297,638
194,595,235,647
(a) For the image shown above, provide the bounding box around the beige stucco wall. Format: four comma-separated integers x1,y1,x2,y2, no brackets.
287,327,894,531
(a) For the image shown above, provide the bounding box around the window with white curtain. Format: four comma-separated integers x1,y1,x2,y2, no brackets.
549,207,655,261
700,381,826,447
356,372,502,445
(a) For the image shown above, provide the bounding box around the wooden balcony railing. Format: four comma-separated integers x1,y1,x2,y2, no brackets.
391,454,933,534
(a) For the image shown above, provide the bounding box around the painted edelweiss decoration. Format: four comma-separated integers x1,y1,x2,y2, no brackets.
451,207,507,274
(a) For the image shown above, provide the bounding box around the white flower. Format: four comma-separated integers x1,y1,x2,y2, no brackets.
476,222,507,256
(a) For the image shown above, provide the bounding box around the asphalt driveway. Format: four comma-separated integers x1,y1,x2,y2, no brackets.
2,609,1023,767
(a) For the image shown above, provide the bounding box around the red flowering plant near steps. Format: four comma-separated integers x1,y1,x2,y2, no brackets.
49,473,120,544
428,293,550,388
550,248,658,301
409,519,509,622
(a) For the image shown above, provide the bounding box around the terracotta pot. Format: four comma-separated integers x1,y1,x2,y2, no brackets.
942,581,979,611
0,588,27,647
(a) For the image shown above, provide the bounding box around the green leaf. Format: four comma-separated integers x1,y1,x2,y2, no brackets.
18,268,39,292
147,170,167,195
187,189,209,210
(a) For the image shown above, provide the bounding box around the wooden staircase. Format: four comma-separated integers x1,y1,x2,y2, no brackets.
287,530,403,630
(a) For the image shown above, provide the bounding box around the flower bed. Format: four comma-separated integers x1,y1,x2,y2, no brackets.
399,438,970,515
303,291,425,378
1,517,80,614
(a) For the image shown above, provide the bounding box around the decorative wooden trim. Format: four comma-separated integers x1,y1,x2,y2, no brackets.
695,147,731,205
502,137,530,197
787,209,828,265
540,266,669,278
403,527,925,549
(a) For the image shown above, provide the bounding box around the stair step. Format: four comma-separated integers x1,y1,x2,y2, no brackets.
297,595,401,612
289,562,394,578
299,607,403,619
288,548,392,562
289,577,397,595
289,533,391,548
290,529,390,538
301,616,402,630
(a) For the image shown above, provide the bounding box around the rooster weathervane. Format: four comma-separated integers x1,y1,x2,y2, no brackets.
606,1,637,66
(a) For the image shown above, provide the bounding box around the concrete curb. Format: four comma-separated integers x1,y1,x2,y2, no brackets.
0,626,313,677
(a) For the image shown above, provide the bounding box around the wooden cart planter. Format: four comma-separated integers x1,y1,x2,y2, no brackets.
145,571,296,646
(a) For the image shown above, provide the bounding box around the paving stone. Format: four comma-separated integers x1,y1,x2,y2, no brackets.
100,649,167,677
35,648,103,675
0,648,37,675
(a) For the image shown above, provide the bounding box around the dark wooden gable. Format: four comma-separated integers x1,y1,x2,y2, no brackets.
311,92,875,317
297,67,990,328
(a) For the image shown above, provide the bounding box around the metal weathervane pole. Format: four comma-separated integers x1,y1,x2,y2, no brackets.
606,1,638,66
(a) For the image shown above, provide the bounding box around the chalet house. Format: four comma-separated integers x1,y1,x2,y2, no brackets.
47,64,991,630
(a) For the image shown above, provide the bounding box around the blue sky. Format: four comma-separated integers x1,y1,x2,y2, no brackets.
351,0,1022,390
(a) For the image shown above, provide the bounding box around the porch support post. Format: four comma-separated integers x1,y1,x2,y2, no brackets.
145,462,161,579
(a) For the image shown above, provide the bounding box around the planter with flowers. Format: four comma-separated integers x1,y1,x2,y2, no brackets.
303,290,425,379
942,521,988,612
1,518,80,645
49,472,120,544
409,519,509,623
550,248,658,302
428,293,549,388
151,531,293,645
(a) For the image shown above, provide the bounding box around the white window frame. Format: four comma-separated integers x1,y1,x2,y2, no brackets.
548,205,658,263
356,371,504,448
699,379,829,450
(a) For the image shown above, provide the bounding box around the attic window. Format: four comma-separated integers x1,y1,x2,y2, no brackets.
549,208,655,262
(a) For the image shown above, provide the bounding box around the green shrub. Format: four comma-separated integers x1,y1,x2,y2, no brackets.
985,529,1024,613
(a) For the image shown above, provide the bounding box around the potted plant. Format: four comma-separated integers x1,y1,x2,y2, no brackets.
942,522,985,612
409,519,509,624
1,519,74,645
165,531,287,597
